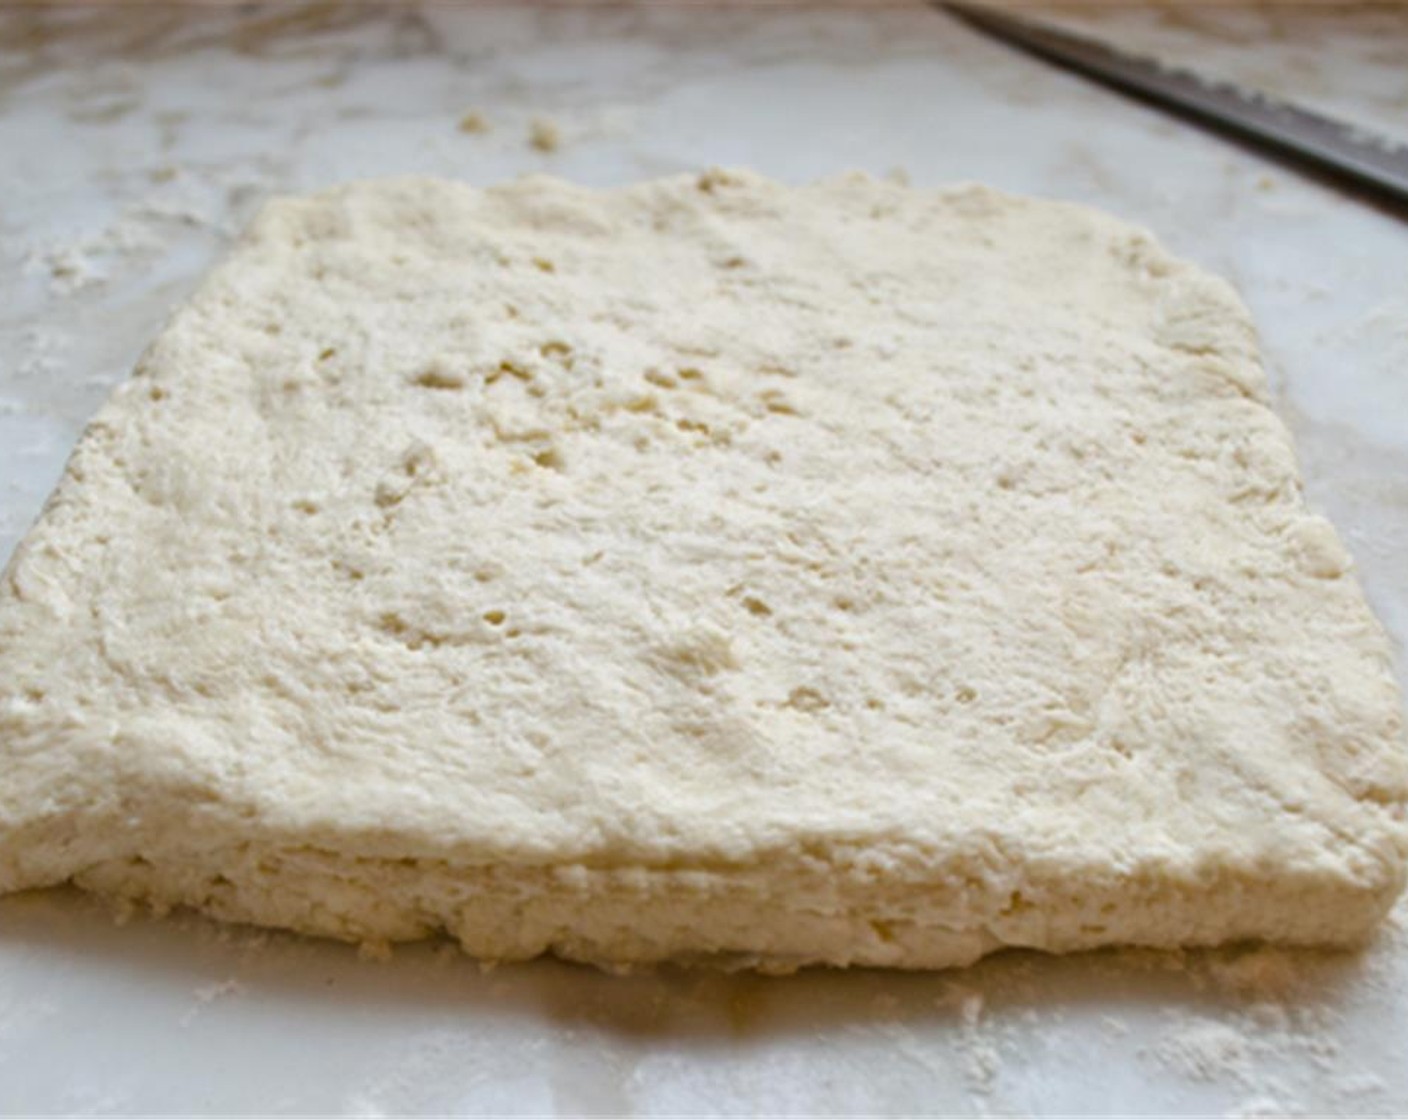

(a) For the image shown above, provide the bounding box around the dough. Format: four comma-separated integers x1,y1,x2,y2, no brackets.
0,171,1404,970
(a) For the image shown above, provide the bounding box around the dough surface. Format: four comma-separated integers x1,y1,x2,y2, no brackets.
1,171,1405,970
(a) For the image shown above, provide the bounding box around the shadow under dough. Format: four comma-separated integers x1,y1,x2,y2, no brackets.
0,885,1380,1044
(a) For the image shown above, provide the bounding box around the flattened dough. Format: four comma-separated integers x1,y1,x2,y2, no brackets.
1,171,1405,970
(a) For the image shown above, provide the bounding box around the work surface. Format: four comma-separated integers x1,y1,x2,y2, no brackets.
2,4,1407,1115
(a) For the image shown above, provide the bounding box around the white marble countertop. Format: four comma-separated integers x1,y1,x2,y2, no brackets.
2,4,1407,1115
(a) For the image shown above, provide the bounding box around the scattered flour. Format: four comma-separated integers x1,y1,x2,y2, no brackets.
903,918,1408,1115
0,995,58,1059
15,325,66,382
22,207,165,295
932,984,1002,1099
18,164,271,299
342,1029,545,1115
1148,1018,1253,1083
1142,993,1393,1114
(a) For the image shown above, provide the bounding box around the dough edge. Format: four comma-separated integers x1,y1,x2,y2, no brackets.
1,168,1405,970
65,838,1400,971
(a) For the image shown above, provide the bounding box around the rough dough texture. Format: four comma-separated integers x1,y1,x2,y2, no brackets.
1,171,1405,971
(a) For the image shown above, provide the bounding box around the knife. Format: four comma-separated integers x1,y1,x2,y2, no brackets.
944,2,1408,208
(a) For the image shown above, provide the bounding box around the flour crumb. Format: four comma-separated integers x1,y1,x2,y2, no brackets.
20,203,173,296
457,110,490,134
1248,1001,1291,1033
24,244,105,296
583,104,639,140
1228,1093,1288,1118
180,977,244,1026
1333,1072,1385,1097
953,991,1000,1095
528,117,561,153
194,978,243,1003
83,371,123,391
960,992,984,1028
15,325,64,381
344,1093,387,1118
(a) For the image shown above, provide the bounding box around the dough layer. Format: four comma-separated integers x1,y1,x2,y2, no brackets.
1,171,1404,969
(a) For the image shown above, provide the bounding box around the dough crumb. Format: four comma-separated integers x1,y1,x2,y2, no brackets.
108,896,138,926
528,117,561,153
358,939,393,962
457,110,490,134
1205,946,1302,996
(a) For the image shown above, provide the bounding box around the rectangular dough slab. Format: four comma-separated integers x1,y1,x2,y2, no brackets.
1,172,1405,971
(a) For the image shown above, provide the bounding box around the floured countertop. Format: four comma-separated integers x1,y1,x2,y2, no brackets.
2,4,1407,1115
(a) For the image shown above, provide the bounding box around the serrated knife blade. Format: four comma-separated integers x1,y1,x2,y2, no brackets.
945,3,1408,208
